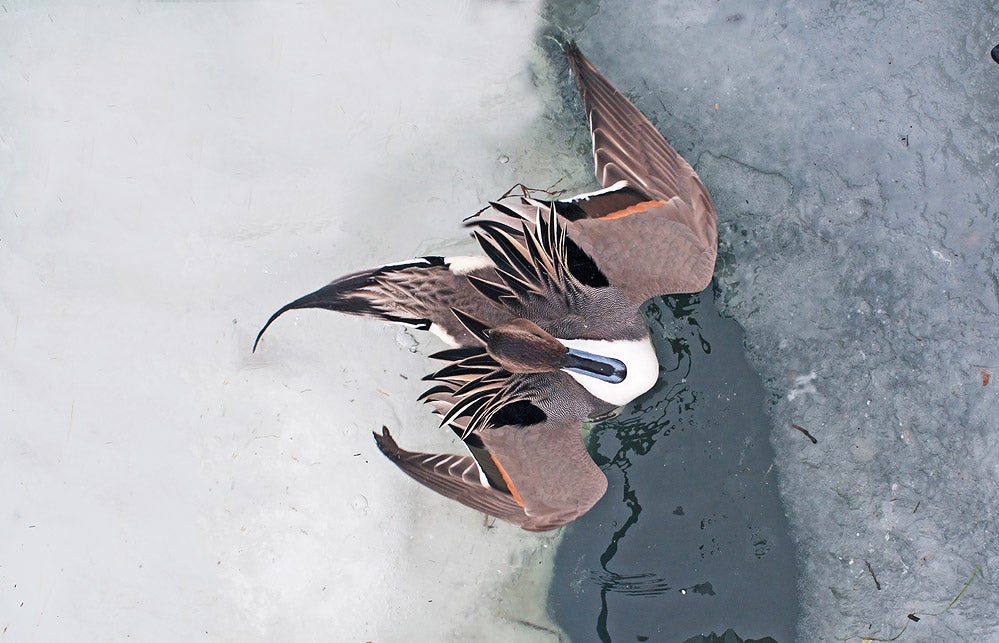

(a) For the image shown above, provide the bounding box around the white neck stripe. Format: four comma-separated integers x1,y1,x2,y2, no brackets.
558,337,659,407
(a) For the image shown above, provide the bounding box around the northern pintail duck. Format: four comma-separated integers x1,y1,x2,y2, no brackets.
254,43,717,531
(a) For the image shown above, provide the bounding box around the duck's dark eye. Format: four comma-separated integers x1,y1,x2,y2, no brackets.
491,400,547,427
565,237,609,288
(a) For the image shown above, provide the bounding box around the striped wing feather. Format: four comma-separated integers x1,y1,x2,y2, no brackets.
372,427,531,528
562,43,718,302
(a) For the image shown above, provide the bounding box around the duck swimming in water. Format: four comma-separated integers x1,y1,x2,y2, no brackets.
254,43,717,531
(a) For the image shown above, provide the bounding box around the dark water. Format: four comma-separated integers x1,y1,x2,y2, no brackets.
548,288,798,642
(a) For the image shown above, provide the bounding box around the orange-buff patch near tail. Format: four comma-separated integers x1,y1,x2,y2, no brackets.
492,456,525,507
602,199,668,220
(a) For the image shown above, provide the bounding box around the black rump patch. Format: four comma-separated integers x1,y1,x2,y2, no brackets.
457,429,485,449
549,199,588,221
491,400,547,427
565,236,609,287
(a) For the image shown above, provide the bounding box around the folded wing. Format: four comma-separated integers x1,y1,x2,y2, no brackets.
374,400,607,532
374,345,609,531
559,42,718,303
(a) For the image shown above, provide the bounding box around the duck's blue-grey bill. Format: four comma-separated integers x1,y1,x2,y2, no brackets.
564,348,626,383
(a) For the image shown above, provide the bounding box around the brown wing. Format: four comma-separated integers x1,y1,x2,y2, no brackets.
373,399,607,533
378,344,609,532
561,42,718,303
372,427,531,527
374,398,607,531
477,410,608,531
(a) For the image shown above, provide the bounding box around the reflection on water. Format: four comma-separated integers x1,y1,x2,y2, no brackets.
583,295,700,610
684,631,778,643
589,570,673,597
549,287,797,641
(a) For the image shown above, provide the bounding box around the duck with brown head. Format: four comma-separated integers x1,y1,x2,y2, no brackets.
254,42,717,531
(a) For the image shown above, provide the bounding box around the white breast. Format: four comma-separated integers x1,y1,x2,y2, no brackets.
558,337,660,407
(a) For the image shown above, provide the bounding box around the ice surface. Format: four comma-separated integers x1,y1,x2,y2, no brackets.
542,0,998,639
1,2,569,640
5,1,996,641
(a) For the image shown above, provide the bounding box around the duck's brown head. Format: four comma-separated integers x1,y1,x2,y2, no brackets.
451,309,629,385
485,317,629,387
486,318,567,373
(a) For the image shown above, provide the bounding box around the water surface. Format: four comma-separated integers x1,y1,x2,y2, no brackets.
550,289,797,641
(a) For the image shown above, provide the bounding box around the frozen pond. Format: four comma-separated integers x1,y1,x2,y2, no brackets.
543,0,997,640
3,1,997,641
